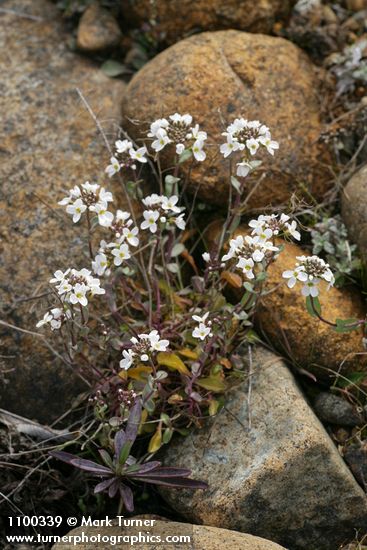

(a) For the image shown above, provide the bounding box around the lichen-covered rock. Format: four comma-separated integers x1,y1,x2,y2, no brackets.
122,30,332,209
204,221,366,377
120,0,296,45
0,0,126,422
161,347,367,550
342,164,367,260
77,2,122,52
53,518,287,549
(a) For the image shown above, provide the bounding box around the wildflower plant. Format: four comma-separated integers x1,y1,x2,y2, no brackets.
37,113,366,511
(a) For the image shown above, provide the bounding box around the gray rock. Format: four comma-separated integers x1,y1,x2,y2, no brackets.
0,0,126,422
342,164,367,260
161,347,367,550
314,392,363,427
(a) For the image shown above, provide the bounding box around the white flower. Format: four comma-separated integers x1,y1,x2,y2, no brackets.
192,323,212,341
81,181,99,194
91,203,114,227
120,349,135,370
115,139,132,153
129,146,148,164
105,156,120,178
92,253,108,276
141,210,160,233
99,188,113,204
259,135,279,155
69,283,88,307
282,268,308,289
50,269,70,285
220,136,240,158
189,124,207,141
36,311,53,328
87,277,105,296
170,113,192,125
285,220,301,241
236,162,252,178
176,143,185,155
116,210,131,223
237,257,255,279
112,243,131,266
246,138,259,155
252,227,273,243
301,279,320,297
174,213,186,230
161,195,181,213
202,252,210,262
142,194,163,208
122,226,139,247
192,312,210,324
66,198,87,223
152,128,171,152
192,139,206,161
148,119,169,138
138,330,170,353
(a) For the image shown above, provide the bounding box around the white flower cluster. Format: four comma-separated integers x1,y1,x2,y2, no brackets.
222,234,279,280
120,330,170,370
49,268,105,307
148,114,207,161
92,211,139,276
140,194,185,234
220,118,279,178
59,182,113,226
36,307,71,331
105,139,147,177
283,255,335,297
192,312,213,341
249,213,300,242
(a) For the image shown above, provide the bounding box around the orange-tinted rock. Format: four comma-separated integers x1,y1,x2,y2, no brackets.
204,221,366,377
54,518,287,549
77,2,122,52
122,31,332,210
0,0,126,422
120,0,296,45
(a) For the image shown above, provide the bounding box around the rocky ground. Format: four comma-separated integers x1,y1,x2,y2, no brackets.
1,0,367,549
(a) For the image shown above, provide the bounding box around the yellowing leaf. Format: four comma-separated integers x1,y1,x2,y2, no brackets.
157,352,190,376
219,358,232,370
119,365,152,381
168,394,184,404
177,348,199,360
209,399,220,416
220,270,242,289
148,425,162,453
196,375,226,393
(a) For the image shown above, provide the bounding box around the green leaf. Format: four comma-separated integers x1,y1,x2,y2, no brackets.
230,176,241,193
178,149,192,163
101,60,129,78
337,372,366,388
171,243,185,257
196,375,226,392
118,442,132,466
305,296,321,318
164,175,180,195
334,318,361,333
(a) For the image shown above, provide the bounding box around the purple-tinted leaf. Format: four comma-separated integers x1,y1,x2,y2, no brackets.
133,467,191,478
99,449,114,469
114,430,127,459
120,484,134,512
131,476,208,489
133,461,162,474
94,477,115,494
108,478,119,498
49,450,78,465
69,458,112,475
125,399,142,443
